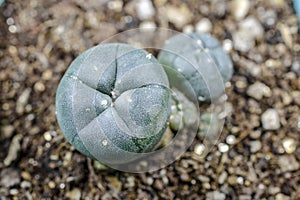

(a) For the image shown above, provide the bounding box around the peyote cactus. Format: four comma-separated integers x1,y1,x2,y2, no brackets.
56,32,233,168
56,43,170,165
158,33,233,101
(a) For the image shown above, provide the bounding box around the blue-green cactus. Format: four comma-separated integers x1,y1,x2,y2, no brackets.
56,43,170,165
158,33,233,101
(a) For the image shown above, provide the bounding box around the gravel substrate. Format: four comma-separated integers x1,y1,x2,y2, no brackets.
1,0,300,199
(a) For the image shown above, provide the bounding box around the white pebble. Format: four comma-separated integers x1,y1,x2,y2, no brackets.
135,0,155,20
250,140,262,153
282,138,296,154
233,30,255,52
223,39,233,52
107,0,123,12
194,144,205,156
218,143,229,153
261,109,281,130
247,82,271,100
239,17,264,39
226,135,236,145
237,176,244,185
146,177,154,185
165,5,192,29
231,0,250,21
195,18,212,33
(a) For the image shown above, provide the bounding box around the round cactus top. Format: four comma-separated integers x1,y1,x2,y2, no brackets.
158,32,233,101
56,43,171,165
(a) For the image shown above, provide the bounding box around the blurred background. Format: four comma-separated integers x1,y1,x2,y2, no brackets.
0,0,299,199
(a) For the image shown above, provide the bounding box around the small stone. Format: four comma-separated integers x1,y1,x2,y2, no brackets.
66,188,81,200
1,125,14,139
231,0,250,20
162,176,169,185
135,0,155,20
195,18,212,33
107,0,123,12
21,171,32,181
247,82,271,100
223,39,233,52
247,163,258,182
153,179,163,190
63,152,72,167
278,155,299,172
233,30,255,52
106,177,122,192
218,143,229,153
247,64,262,77
160,169,166,176
9,189,18,195
4,134,21,166
261,109,281,130
211,0,226,17
42,69,53,80
146,177,154,185
226,135,236,145
291,60,300,76
275,193,290,200
278,23,292,48
218,171,228,184
250,140,262,153
59,183,65,189
250,130,262,139
239,17,264,39
282,138,296,153
268,186,280,195
180,173,190,182
43,132,52,141
206,191,226,200
254,184,266,199
165,5,192,29
228,176,238,185
202,182,211,189
8,25,17,33
20,181,31,189
16,88,31,114
237,176,244,185
194,143,205,156
34,81,45,92
48,181,56,189
198,175,210,182
0,168,20,188
126,176,135,187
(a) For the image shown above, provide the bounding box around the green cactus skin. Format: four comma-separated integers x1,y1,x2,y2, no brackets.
56,43,171,165
158,33,233,101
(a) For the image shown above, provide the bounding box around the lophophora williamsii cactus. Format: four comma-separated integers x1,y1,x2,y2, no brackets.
56,33,233,168
158,33,233,102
